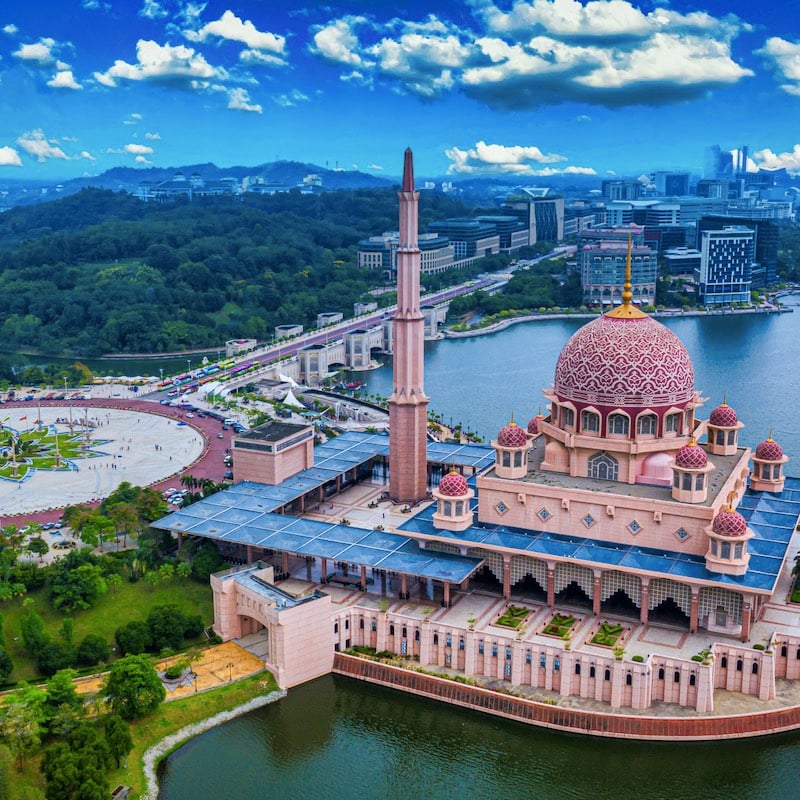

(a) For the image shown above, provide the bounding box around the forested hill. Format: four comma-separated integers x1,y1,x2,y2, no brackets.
0,187,470,358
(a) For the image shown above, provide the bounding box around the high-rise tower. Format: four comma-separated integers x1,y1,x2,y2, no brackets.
388,149,429,503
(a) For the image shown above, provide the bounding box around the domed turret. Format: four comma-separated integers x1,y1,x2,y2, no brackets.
498,421,528,448
751,433,789,492
712,508,748,537
755,437,783,461
675,440,708,469
709,401,738,428
527,413,544,437
438,470,469,497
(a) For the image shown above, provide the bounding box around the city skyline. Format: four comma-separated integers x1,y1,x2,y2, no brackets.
0,0,798,181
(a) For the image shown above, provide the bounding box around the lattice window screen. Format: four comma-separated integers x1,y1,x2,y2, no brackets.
698,587,742,622
554,562,593,594
600,570,642,604
648,579,691,615
510,555,547,587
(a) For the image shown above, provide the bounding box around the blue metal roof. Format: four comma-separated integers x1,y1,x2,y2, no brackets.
400,476,800,593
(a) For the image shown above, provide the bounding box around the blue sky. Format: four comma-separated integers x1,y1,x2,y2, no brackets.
0,0,798,181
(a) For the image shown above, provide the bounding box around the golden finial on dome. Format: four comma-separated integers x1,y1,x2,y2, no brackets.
721,392,728,407
605,234,647,319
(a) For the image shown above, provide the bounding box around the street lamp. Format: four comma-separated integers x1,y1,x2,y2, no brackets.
159,367,164,384
226,661,234,682
187,359,192,375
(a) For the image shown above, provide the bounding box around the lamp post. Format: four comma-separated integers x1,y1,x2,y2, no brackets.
187,359,192,375
159,368,164,385
226,661,234,683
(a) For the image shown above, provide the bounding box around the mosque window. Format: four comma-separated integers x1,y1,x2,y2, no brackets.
582,513,597,529
626,674,632,686
736,659,743,672
538,507,551,522
720,542,731,559
752,662,759,675
674,670,680,683
581,410,600,433
715,430,725,446
389,625,395,636
588,452,619,481
665,413,680,434
604,669,611,681
575,663,581,675
673,473,680,489
682,473,692,491
433,634,438,645
590,666,596,678
780,645,787,658
495,501,509,515
696,474,705,490
513,452,522,467
689,674,696,687
721,656,727,668
637,414,657,436
658,668,664,680
734,543,743,559
628,520,642,535
608,414,629,435
455,501,464,516
727,431,735,445
502,452,511,467
562,407,575,429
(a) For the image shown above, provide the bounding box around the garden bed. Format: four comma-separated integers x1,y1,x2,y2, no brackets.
541,613,576,638
590,621,625,647
494,605,529,629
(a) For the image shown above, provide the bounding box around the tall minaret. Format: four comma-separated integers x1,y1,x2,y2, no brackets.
388,148,429,503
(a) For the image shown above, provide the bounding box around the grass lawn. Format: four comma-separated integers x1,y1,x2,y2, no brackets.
109,671,279,799
542,613,576,638
494,605,529,629
591,621,625,647
2,578,214,682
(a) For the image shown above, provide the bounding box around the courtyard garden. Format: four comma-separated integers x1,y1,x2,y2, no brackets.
590,621,625,647
494,605,529,629
541,613,576,638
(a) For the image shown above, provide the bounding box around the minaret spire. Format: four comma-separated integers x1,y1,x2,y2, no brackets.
389,148,429,503
605,233,647,319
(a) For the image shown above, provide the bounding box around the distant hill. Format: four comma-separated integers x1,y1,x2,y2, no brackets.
0,160,396,209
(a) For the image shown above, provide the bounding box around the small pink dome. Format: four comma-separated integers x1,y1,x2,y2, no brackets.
712,508,748,537
438,470,469,497
709,402,738,427
755,438,783,461
675,441,708,469
527,415,544,435
497,421,528,448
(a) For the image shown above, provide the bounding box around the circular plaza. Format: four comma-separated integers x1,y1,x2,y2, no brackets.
0,405,204,517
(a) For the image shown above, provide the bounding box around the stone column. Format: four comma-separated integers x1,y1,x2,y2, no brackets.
547,563,556,608
282,551,289,576
246,545,254,564
689,586,700,633
640,576,650,625
592,570,602,616
321,557,328,583
741,594,752,642
443,582,451,608
503,556,511,600
360,564,367,592
400,573,408,600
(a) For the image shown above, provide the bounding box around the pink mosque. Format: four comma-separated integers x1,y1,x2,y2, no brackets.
158,150,800,725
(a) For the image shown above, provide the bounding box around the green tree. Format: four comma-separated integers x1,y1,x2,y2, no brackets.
27,536,49,562
20,607,48,658
0,688,43,769
147,604,190,650
101,715,133,768
191,540,223,581
114,621,152,656
76,634,110,666
0,649,13,682
106,573,122,594
103,654,165,719
49,553,107,612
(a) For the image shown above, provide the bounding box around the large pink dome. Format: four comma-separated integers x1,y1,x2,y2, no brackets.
709,402,738,427
712,509,748,537
755,438,783,461
553,315,694,408
497,422,528,448
675,441,708,469
438,470,469,497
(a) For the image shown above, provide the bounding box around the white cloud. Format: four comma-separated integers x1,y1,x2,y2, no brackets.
367,163,384,171
17,130,68,162
48,70,82,90
239,49,285,66
758,37,800,95
79,150,96,161
0,146,22,166
576,114,591,122
274,89,309,107
312,18,364,67
13,37,58,65
139,0,167,20
187,10,286,57
145,132,161,140
445,139,595,175
135,155,153,164
3,24,18,35
94,40,225,89
753,145,800,175
227,87,262,113
123,113,143,125
124,143,153,155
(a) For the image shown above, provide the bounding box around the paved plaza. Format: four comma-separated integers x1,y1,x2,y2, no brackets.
0,406,204,517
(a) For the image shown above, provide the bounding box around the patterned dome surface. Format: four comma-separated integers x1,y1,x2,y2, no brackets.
527,415,543,435
438,471,469,497
712,509,748,537
675,442,708,469
709,403,738,427
553,315,694,408
755,438,783,461
497,422,528,448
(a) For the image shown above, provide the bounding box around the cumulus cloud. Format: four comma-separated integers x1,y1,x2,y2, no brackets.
444,140,594,175
752,145,800,175
14,37,58,65
3,24,18,35
0,146,23,166
367,163,384,171
140,0,167,20
187,10,286,61
274,89,309,107
135,154,152,164
145,131,161,140
227,87,262,113
17,130,68,162
124,143,153,155
757,37,800,95
79,150,96,161
310,2,752,108
94,40,225,89
47,70,82,89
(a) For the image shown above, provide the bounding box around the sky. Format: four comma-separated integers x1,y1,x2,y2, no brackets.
0,0,799,182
